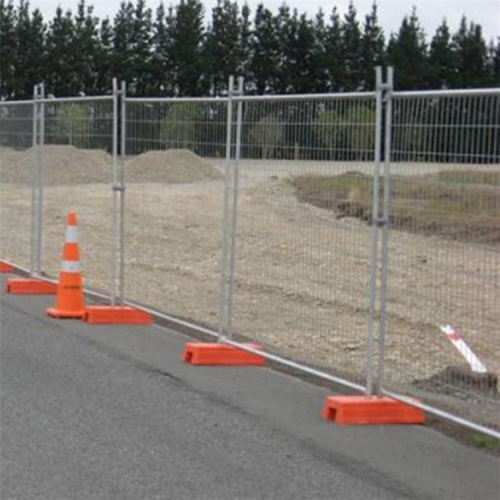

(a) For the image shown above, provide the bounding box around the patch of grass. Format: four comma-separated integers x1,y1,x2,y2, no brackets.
437,170,500,186
289,170,500,244
468,432,500,452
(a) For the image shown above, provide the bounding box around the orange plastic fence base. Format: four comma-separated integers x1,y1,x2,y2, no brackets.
322,396,425,425
182,342,265,366
6,278,57,295
0,261,14,273
46,307,85,319
83,306,153,325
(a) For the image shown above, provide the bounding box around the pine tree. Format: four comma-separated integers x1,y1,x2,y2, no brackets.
325,7,344,91
238,3,252,77
386,8,430,89
170,0,206,96
341,2,362,90
0,0,18,99
112,1,136,90
360,3,385,90
429,20,455,88
151,3,175,96
250,4,279,94
73,0,100,94
452,17,489,87
205,0,242,95
46,6,76,96
310,9,331,93
95,17,114,94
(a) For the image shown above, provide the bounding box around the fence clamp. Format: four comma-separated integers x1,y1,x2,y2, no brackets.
375,217,388,228
112,183,125,192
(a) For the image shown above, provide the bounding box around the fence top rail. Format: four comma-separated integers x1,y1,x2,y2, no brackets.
392,88,500,99
234,91,376,102
38,95,113,104
0,99,35,106
125,96,228,104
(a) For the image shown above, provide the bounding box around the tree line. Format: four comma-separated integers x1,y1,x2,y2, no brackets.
1,0,499,101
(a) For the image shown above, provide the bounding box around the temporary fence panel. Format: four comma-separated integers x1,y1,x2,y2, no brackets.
122,96,229,329
223,89,379,388
381,88,500,434
38,95,115,292
0,99,36,270
2,73,498,437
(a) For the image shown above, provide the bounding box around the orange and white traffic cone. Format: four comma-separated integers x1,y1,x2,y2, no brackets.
46,211,86,319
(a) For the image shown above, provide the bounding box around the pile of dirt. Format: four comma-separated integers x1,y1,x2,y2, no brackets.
0,145,111,185
125,149,223,183
0,146,223,185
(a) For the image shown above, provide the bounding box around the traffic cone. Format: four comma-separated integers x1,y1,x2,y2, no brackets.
46,211,85,319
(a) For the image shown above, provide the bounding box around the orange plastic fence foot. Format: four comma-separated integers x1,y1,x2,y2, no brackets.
0,261,14,273
6,278,57,295
322,396,425,425
83,306,153,325
182,342,265,366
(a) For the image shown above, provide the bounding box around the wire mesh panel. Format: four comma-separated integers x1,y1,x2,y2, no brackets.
0,101,35,268
383,90,500,432
123,98,228,328
40,97,114,291
225,93,378,386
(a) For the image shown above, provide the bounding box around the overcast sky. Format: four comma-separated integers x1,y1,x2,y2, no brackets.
29,0,500,42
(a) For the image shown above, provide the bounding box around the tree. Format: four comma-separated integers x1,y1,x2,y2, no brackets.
205,0,242,95
248,113,285,158
131,0,153,96
250,4,279,94
279,10,316,93
46,6,75,96
170,0,206,96
151,3,175,96
360,3,385,90
95,17,114,94
52,103,91,147
160,102,201,148
112,1,136,89
0,0,18,99
386,8,430,89
452,17,489,87
324,7,344,91
310,9,331,93
487,38,500,86
11,1,46,99
341,2,362,90
429,20,455,88
73,0,100,94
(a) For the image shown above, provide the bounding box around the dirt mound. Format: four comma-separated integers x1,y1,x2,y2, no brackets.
0,147,223,185
0,145,111,185
125,149,223,183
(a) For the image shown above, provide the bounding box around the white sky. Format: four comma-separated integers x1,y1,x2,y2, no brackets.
29,0,500,42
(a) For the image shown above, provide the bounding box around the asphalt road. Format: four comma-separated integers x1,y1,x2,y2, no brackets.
1,274,498,500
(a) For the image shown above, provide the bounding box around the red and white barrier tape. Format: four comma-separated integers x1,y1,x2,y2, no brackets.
440,324,487,373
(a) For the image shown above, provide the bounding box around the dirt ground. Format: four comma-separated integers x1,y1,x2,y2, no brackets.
1,146,499,428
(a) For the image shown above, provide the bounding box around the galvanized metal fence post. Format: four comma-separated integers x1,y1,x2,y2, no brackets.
375,66,394,395
30,83,45,278
226,76,245,341
110,78,119,305
30,84,40,277
218,76,235,341
119,81,127,305
365,66,384,396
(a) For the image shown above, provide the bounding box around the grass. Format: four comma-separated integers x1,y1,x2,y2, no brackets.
289,170,500,244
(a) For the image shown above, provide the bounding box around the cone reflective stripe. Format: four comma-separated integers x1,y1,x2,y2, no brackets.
46,211,86,319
